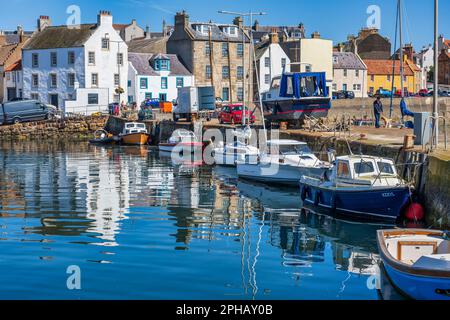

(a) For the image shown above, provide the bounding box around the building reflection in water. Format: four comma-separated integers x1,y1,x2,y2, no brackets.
0,141,382,297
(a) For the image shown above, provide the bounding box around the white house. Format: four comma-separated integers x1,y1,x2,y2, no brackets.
22,11,128,115
254,33,291,97
3,60,23,101
128,52,194,105
332,52,368,97
416,45,434,89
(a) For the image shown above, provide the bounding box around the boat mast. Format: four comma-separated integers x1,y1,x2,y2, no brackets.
389,0,400,118
432,0,439,149
399,0,404,99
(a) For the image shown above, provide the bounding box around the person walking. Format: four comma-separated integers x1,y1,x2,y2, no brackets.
373,96,383,128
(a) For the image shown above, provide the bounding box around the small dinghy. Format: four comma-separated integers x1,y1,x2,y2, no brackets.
377,229,450,300
89,129,119,145
158,129,203,153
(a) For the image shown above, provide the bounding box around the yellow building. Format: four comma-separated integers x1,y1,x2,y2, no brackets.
364,58,421,95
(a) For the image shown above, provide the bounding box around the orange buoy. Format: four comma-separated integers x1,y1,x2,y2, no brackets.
405,203,425,221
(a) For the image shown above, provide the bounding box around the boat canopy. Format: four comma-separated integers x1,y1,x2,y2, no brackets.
279,72,328,99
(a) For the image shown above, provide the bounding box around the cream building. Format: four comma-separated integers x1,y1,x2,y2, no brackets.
332,52,368,97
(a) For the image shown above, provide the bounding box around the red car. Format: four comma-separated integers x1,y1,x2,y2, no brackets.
218,104,255,124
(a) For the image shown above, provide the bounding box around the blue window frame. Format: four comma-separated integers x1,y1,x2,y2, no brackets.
159,93,167,102
161,77,168,89
155,59,170,71
145,92,152,99
176,77,184,88
140,78,148,89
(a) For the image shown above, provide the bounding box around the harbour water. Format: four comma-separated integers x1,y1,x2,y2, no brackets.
0,141,398,300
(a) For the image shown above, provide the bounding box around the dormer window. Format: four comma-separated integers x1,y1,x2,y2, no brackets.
222,26,238,37
194,24,209,35
154,58,170,71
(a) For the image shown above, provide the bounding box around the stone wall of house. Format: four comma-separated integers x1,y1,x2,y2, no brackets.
192,41,253,104
0,116,108,139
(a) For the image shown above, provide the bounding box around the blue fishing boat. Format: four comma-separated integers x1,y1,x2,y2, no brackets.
263,72,331,121
299,155,412,222
377,229,450,300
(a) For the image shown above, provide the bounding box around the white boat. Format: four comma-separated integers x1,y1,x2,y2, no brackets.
158,129,203,153
236,139,329,186
213,141,259,166
377,229,450,300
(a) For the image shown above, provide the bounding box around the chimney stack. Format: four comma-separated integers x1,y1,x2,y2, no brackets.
174,11,189,30
17,25,25,43
253,19,260,31
97,10,113,27
37,15,51,32
233,16,243,30
145,25,151,39
311,31,321,39
403,43,414,62
269,28,279,44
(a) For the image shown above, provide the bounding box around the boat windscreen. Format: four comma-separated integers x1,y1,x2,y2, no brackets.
377,162,395,175
354,161,375,175
276,144,312,155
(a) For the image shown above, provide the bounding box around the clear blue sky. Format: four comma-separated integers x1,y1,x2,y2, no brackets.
1,0,448,50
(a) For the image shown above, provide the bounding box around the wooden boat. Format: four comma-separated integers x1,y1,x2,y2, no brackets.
236,139,330,186
300,155,411,222
89,129,119,145
158,129,203,153
377,229,450,300
120,122,150,146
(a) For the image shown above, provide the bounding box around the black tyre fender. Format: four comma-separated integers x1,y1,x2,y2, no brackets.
314,190,321,206
330,193,337,211
300,185,307,201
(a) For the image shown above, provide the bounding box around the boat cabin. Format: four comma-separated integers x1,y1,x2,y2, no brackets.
123,122,147,135
279,72,328,99
169,129,198,143
266,140,312,156
331,155,401,186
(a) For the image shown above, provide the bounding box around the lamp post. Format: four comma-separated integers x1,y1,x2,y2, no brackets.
218,10,267,127
432,0,439,149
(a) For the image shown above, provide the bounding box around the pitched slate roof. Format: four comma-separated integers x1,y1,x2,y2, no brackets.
254,40,270,60
23,24,97,50
333,52,366,70
187,23,250,43
128,52,192,76
364,59,414,76
127,37,168,53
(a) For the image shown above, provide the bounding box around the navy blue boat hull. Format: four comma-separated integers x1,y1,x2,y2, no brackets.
300,183,411,222
264,98,331,121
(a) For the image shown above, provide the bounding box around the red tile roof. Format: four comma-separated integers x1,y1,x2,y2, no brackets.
4,59,21,72
113,24,130,30
364,59,415,76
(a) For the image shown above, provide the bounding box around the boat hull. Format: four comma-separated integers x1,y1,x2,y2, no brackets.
121,133,149,146
214,151,258,166
264,97,331,121
300,184,411,221
383,263,450,300
237,162,327,186
158,142,203,154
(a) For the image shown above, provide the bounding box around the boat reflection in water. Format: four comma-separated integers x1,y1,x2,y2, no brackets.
0,140,387,299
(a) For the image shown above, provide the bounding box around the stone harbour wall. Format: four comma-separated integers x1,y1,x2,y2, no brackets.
0,116,108,139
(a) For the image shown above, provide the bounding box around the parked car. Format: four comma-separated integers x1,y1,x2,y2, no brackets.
418,89,429,97
0,100,57,125
332,91,346,99
427,90,449,97
375,89,393,98
343,90,355,99
218,104,255,124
